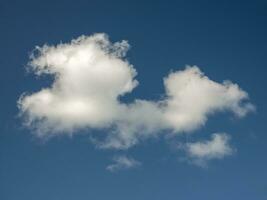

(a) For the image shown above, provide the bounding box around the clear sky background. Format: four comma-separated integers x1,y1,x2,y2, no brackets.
1,0,267,199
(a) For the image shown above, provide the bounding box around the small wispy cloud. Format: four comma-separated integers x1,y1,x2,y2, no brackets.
106,155,141,172
178,133,234,167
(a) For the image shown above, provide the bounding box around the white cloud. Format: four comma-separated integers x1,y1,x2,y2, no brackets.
182,133,234,167
106,155,141,172
18,34,137,137
163,67,255,132
18,33,254,150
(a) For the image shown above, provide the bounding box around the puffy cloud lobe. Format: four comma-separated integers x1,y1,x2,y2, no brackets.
18,34,138,136
18,33,254,149
163,67,255,132
182,133,234,166
106,155,141,172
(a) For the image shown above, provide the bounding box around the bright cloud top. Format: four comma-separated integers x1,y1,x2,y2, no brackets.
18,33,254,150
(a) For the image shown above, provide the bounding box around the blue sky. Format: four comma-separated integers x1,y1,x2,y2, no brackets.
1,0,267,199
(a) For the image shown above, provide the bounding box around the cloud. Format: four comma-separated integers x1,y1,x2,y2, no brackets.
106,155,141,172
18,33,254,150
18,34,137,137
181,133,234,167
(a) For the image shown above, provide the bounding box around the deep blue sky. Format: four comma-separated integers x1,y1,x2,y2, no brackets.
1,0,267,199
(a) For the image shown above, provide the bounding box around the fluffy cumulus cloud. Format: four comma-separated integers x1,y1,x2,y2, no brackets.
181,133,234,166
18,33,254,153
106,155,141,172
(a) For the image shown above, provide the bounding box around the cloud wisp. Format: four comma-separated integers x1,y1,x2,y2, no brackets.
179,133,234,167
106,155,141,172
18,33,254,154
